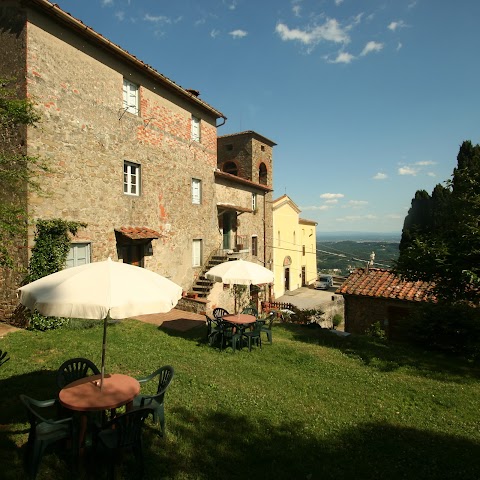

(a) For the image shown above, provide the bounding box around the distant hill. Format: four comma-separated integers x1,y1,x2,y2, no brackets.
317,231,401,242
316,238,400,275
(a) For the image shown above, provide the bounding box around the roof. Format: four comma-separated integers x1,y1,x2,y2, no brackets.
336,268,435,302
272,195,300,213
115,227,163,240
26,0,226,120
217,131,277,146
214,170,272,192
217,203,253,214
299,218,317,226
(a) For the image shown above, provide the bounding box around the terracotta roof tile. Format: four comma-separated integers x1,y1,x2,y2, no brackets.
336,268,435,302
116,227,163,240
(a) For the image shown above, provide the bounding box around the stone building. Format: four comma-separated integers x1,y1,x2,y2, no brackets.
272,195,317,298
336,267,435,339
0,0,277,319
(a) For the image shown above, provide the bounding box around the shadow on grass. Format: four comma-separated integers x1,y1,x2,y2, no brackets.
0,370,59,480
144,406,480,480
278,323,480,382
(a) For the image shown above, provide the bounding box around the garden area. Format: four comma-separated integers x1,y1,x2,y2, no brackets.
1,317,480,479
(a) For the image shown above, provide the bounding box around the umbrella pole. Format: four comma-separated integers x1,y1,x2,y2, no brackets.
100,314,108,391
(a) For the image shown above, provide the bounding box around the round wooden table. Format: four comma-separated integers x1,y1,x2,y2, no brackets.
59,373,140,412
222,313,256,325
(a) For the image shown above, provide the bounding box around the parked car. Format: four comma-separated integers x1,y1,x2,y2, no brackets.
314,275,334,290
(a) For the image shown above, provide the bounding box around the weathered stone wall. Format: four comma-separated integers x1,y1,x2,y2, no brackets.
16,7,221,297
0,4,30,319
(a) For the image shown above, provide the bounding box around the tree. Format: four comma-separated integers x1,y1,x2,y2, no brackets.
395,141,480,304
0,78,48,268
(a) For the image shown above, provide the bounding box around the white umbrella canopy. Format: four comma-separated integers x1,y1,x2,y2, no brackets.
205,259,274,285
18,258,182,387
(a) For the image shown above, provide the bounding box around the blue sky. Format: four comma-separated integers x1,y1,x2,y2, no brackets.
54,0,480,233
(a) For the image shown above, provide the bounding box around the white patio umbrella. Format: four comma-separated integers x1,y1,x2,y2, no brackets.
205,259,274,313
18,258,182,388
205,259,274,285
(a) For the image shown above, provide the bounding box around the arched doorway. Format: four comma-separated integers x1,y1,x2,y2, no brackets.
283,256,292,292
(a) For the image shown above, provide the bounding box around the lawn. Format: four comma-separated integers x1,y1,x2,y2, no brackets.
1,319,480,479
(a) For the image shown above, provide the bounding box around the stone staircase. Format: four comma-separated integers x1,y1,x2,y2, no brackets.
190,251,231,299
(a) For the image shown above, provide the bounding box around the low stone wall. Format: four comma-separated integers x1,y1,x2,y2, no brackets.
177,297,208,316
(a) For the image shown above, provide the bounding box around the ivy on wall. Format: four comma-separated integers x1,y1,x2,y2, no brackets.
25,219,86,330
26,219,87,283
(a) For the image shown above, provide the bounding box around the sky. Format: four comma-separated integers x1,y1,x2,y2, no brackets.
52,0,480,234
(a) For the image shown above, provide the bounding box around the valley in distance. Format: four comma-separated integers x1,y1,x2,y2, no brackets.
316,231,400,277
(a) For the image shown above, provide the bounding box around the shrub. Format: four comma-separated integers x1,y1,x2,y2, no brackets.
332,314,343,329
27,311,69,331
366,321,386,340
402,303,480,360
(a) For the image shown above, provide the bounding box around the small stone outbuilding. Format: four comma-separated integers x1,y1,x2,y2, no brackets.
336,268,435,339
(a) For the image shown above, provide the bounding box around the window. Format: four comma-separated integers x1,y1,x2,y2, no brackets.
124,161,140,196
261,145,265,151
251,236,258,256
66,243,90,268
192,239,202,267
223,161,238,175
122,244,144,267
259,162,268,185
252,193,257,211
302,245,306,256
123,78,139,115
192,178,202,204
191,115,200,142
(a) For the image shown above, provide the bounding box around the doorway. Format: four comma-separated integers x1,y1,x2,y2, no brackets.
284,267,290,291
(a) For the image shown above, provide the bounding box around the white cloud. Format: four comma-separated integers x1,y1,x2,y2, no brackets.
320,193,344,200
144,14,171,24
275,18,350,48
325,199,339,204
360,41,383,56
301,205,331,211
335,0,344,5
373,172,387,180
386,213,403,219
388,20,407,32
102,0,113,6
415,160,436,166
223,0,237,10
348,200,368,207
427,172,436,177
292,5,301,17
398,166,418,176
210,29,220,38
336,214,377,222
329,51,355,64
396,42,403,51
229,29,248,39
115,11,125,21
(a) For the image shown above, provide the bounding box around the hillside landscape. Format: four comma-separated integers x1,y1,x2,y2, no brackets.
316,234,400,276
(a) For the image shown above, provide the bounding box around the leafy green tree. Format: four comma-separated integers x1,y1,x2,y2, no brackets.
0,78,47,268
395,141,480,304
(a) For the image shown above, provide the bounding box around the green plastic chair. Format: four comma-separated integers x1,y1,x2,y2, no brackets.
133,365,174,436
242,320,263,351
212,307,229,319
56,357,100,389
218,319,243,352
95,407,153,480
20,394,77,480
205,315,221,345
0,349,9,367
259,312,275,344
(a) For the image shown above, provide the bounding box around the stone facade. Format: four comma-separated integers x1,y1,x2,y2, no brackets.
0,0,227,318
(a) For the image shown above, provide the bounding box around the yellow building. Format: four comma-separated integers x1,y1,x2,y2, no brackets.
272,195,317,298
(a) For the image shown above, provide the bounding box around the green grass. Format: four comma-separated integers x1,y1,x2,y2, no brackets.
1,320,480,479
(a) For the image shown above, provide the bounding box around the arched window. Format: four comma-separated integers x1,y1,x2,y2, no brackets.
223,161,238,176
259,163,268,185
